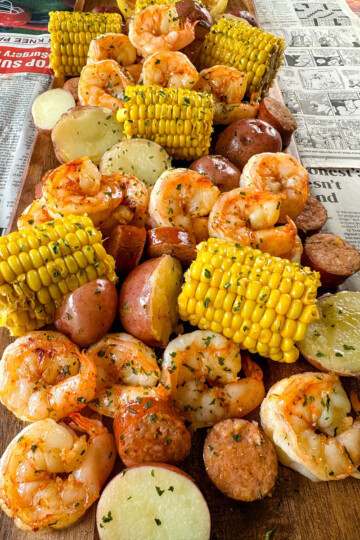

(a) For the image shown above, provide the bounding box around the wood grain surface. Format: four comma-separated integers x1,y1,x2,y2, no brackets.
0,1,359,539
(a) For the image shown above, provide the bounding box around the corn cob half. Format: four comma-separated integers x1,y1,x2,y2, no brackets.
178,238,320,363
0,215,117,336
49,11,123,78
116,85,215,160
197,17,285,97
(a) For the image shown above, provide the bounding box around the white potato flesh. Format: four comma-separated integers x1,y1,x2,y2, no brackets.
99,139,171,187
298,291,360,376
51,106,124,165
31,88,75,131
96,465,211,540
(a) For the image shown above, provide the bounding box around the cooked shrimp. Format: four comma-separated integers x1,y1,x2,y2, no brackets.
0,414,116,531
42,157,124,227
105,173,149,231
260,372,360,482
161,331,265,429
86,333,162,417
208,187,297,256
141,51,198,89
17,199,52,230
124,62,143,83
78,59,133,111
240,152,309,222
148,168,220,233
87,33,136,66
193,66,259,124
281,233,303,262
0,331,96,423
129,4,197,57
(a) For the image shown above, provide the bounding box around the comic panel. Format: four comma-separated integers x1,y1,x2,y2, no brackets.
339,49,360,66
312,49,344,66
292,116,315,147
328,92,360,116
337,119,360,149
293,2,352,26
281,90,302,115
297,92,333,115
284,49,315,67
341,70,360,89
315,28,360,47
285,28,314,47
299,68,344,90
305,117,347,149
277,67,304,90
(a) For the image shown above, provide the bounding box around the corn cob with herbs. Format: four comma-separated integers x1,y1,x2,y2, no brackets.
0,215,117,336
197,17,285,97
116,85,215,160
49,11,123,78
178,238,320,363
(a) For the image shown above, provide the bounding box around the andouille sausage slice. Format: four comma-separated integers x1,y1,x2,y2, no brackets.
294,196,328,239
258,96,297,148
146,227,196,268
106,225,146,276
114,398,191,467
203,419,278,501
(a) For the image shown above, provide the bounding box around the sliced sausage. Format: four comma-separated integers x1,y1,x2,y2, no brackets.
106,225,146,276
302,233,360,287
294,196,328,239
114,398,191,467
146,227,196,268
203,419,278,501
258,96,297,147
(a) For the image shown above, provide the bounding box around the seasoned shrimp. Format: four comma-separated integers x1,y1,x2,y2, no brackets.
149,168,220,233
281,233,303,262
87,33,136,66
208,187,297,257
42,157,123,227
86,333,162,417
141,51,198,89
78,59,133,111
17,198,52,230
0,414,116,531
0,331,97,422
260,372,360,482
161,331,265,429
129,4,197,57
240,152,309,222
105,173,149,231
193,66,259,124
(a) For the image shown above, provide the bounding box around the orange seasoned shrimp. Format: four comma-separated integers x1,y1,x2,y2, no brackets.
141,51,198,89
129,4,197,57
261,372,360,481
161,331,265,429
0,331,97,422
240,152,309,222
208,187,297,257
87,33,136,66
42,157,124,227
86,333,163,417
148,168,220,233
193,66,259,124
78,59,133,111
0,414,116,531
17,198,52,230
281,233,303,262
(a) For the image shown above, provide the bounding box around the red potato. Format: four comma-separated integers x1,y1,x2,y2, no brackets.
294,196,328,239
258,96,297,147
175,0,213,39
31,88,75,133
96,465,211,540
113,398,191,466
118,255,183,348
55,279,118,347
92,6,121,13
146,227,196,268
215,119,282,171
189,155,241,192
62,77,80,105
106,225,146,276
302,233,360,287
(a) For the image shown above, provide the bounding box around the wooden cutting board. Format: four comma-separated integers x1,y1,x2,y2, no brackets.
0,1,359,539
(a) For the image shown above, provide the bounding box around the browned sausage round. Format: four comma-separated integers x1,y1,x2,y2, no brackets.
146,227,196,268
114,398,191,467
302,233,360,287
203,419,278,501
106,225,146,276
294,196,328,239
257,96,297,147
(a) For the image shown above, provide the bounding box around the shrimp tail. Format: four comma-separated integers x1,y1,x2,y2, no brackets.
241,352,263,381
69,412,108,436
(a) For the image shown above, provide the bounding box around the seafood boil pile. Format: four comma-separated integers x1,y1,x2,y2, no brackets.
0,1,360,538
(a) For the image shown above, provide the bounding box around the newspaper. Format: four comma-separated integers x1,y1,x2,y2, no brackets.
255,0,360,168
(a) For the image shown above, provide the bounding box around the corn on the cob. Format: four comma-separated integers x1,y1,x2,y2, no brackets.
135,0,174,12
178,238,320,363
0,215,117,336
116,85,215,160
197,17,285,97
49,11,123,78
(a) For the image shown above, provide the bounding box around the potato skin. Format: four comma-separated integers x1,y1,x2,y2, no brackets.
189,155,241,192
146,227,196,268
55,279,118,347
204,419,278,501
62,77,80,105
215,119,282,171
107,225,146,276
114,398,191,467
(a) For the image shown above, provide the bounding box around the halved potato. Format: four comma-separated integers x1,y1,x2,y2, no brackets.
99,139,171,187
51,106,124,165
32,88,75,132
298,291,360,376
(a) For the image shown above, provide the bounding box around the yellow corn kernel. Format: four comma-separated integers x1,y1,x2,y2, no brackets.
281,319,297,339
299,304,319,324
259,308,276,329
276,293,292,315
283,348,299,363
293,321,308,341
